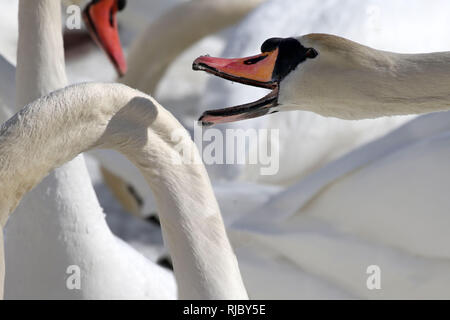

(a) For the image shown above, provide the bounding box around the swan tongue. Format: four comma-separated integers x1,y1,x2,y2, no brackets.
198,88,279,126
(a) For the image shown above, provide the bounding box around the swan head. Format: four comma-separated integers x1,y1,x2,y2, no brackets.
83,0,127,77
193,36,319,125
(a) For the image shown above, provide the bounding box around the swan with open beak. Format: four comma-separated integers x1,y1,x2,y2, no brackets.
194,33,450,125
83,0,128,76
193,37,318,125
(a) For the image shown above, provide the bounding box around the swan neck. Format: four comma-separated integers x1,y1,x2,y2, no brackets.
129,140,248,299
16,0,67,108
374,52,450,116
291,36,450,119
100,102,248,298
0,84,130,225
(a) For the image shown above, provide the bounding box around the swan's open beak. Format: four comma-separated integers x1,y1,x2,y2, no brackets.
193,50,280,126
83,0,127,77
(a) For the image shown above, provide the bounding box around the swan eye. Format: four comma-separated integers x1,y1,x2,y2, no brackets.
117,0,127,11
306,48,319,59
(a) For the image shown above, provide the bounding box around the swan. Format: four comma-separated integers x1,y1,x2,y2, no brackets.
0,82,247,299
3,0,175,299
194,33,450,124
0,1,19,65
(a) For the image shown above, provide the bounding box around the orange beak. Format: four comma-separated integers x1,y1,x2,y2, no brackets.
192,49,279,89
83,0,127,77
192,49,281,126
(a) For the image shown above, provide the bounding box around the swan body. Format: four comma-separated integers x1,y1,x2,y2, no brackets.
0,82,247,299
230,110,450,299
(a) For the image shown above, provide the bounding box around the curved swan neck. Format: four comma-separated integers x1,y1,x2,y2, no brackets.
16,0,67,108
0,83,247,299
135,156,247,298
121,0,264,94
0,84,126,224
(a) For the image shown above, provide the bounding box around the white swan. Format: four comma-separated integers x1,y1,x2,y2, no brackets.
194,34,450,123
3,0,174,299
0,82,247,299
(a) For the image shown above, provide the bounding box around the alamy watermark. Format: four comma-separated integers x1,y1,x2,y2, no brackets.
66,265,81,290
366,265,381,290
171,124,280,176
65,5,82,30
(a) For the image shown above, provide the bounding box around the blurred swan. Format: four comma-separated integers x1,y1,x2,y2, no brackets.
229,110,450,299
0,82,247,299
121,0,265,94
2,0,175,299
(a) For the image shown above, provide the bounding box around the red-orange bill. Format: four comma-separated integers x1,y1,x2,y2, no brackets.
192,49,279,90
193,51,281,126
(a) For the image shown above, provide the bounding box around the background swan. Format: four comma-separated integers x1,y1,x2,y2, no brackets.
229,110,450,299
0,82,247,299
